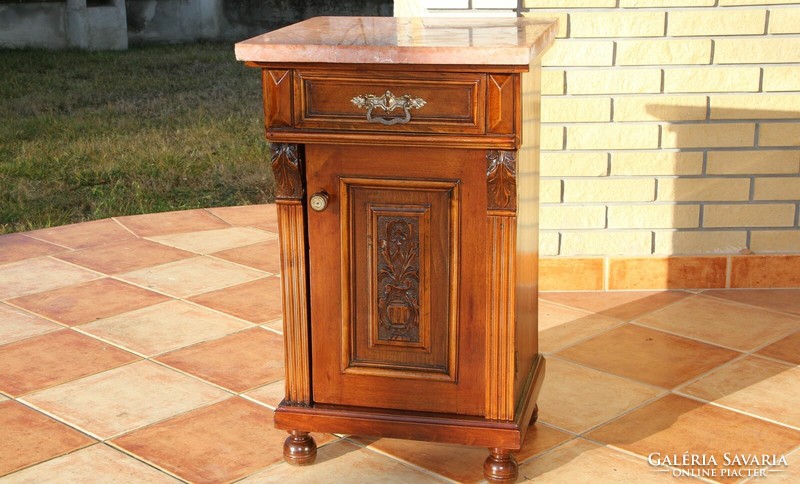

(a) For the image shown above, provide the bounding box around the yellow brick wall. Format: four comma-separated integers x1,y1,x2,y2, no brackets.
398,1,800,257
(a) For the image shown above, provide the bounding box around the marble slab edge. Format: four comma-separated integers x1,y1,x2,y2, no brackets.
235,16,559,67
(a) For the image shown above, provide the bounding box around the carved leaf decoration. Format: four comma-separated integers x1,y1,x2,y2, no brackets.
486,150,517,211
376,217,420,343
270,143,303,200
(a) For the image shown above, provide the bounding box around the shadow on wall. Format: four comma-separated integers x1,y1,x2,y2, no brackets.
609,104,800,290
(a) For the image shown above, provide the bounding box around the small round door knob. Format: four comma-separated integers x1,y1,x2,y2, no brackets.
309,192,329,212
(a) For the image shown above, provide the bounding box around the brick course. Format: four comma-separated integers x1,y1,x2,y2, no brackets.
404,0,800,259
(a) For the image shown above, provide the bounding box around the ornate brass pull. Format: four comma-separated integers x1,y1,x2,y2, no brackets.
351,90,427,126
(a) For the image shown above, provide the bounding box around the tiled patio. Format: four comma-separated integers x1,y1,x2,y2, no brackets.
1,204,798,483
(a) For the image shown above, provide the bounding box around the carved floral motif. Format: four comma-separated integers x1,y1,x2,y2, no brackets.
486,150,517,211
376,217,420,342
270,143,303,199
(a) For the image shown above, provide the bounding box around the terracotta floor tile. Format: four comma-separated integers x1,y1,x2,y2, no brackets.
7,207,800,483
703,289,800,316
8,279,170,327
0,234,67,265
206,205,278,229
519,438,672,483
759,449,800,483
117,256,265,298
261,320,283,333
586,394,800,480
212,239,282,274
157,328,284,393
241,439,440,483
110,398,298,483
148,227,276,255
189,277,283,323
637,295,800,351
0,258,101,300
0,400,96,476
244,380,285,409
0,303,60,345
538,301,622,354
556,324,740,389
678,355,800,428
362,424,572,483
115,209,230,237
757,330,800,365
79,300,253,356
22,361,230,439
536,358,665,433
54,239,194,275
540,291,689,321
27,219,136,250
2,444,178,483
0,330,137,397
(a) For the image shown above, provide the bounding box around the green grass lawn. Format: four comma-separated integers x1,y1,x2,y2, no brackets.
0,43,273,235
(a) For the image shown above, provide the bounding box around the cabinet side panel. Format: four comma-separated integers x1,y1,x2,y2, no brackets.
514,63,542,406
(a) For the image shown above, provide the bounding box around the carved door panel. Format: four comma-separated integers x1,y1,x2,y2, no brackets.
344,178,457,380
307,144,486,415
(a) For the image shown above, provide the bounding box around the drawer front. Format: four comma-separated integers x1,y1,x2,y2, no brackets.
294,70,487,135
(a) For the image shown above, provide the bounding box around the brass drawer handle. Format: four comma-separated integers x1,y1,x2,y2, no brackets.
351,90,427,126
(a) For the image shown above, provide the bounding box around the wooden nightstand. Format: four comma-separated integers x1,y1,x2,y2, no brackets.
236,16,557,482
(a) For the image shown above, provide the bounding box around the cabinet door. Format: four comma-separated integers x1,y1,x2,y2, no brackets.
307,144,486,416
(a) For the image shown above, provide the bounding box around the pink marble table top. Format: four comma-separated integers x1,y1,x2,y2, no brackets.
235,16,558,66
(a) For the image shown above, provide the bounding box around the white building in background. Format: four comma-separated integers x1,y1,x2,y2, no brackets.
0,0,226,50
0,0,128,50
0,0,391,50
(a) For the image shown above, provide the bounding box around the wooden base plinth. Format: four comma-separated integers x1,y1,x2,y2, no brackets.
274,357,544,482
276,402,523,448
275,356,546,452
283,431,317,466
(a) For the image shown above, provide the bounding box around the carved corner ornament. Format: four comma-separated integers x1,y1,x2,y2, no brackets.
486,150,517,211
270,143,303,200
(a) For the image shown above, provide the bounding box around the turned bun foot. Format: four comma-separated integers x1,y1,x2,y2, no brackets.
484,448,518,483
283,431,317,466
529,403,539,425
